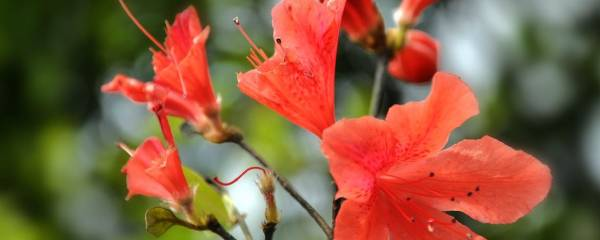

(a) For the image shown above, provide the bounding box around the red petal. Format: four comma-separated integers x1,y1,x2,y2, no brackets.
153,7,218,109
122,137,174,201
101,75,205,129
382,136,552,224
237,0,344,137
334,192,484,240
322,117,398,202
385,72,478,161
388,30,439,83
341,0,382,40
334,199,388,239
101,74,147,102
397,0,438,24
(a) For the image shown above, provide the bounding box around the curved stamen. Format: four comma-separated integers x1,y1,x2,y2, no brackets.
118,0,167,53
233,16,268,63
214,166,268,186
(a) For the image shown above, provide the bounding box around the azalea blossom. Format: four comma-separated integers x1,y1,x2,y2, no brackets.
322,72,552,239
388,30,439,83
102,5,235,143
394,0,438,26
341,0,385,51
236,0,346,137
119,137,191,206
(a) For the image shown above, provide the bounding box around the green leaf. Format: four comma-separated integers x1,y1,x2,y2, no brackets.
145,207,188,237
183,167,235,229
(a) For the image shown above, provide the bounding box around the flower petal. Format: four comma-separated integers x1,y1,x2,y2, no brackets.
153,7,217,108
334,199,388,240
388,30,439,83
237,0,345,137
334,192,483,240
381,136,552,224
122,137,173,201
322,117,398,202
341,0,383,41
396,0,438,25
385,72,479,161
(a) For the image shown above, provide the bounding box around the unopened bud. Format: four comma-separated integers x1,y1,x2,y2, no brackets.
258,171,279,224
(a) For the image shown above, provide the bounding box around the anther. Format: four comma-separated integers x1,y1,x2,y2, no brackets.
213,166,268,186
233,16,240,25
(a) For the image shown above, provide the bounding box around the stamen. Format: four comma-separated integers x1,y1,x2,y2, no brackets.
213,166,267,186
233,16,268,63
117,142,134,156
151,103,176,147
118,0,167,53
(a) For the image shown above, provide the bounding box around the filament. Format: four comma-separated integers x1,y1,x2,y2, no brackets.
118,0,167,53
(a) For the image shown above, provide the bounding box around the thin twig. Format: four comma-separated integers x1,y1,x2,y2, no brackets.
207,216,237,240
262,222,277,240
232,140,333,239
233,209,253,240
368,57,389,117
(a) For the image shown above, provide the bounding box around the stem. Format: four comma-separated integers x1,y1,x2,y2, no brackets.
207,216,237,240
232,209,253,240
369,57,389,117
233,140,333,239
262,222,277,240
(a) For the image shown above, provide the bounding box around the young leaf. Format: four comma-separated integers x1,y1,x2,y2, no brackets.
145,207,190,237
183,167,236,228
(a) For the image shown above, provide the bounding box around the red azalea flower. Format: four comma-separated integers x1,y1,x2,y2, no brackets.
322,72,551,239
236,0,346,137
119,137,191,205
102,4,233,142
395,0,438,25
341,0,385,50
388,30,439,83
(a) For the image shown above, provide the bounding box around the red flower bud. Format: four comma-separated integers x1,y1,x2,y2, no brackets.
387,30,439,83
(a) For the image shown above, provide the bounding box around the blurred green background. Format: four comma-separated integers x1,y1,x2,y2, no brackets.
1,0,600,239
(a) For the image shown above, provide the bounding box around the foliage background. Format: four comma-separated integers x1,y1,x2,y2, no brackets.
1,0,599,239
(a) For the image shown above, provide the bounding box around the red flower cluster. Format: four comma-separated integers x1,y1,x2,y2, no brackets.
102,0,552,239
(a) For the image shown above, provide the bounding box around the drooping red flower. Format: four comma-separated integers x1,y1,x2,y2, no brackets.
395,0,438,25
322,72,552,239
102,6,234,142
236,0,346,137
341,0,385,50
388,30,439,83
119,137,191,205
